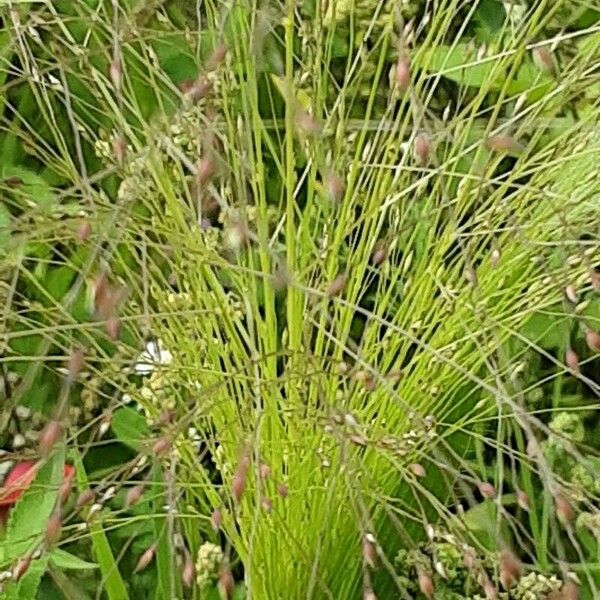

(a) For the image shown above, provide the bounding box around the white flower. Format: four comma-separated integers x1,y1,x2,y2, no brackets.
134,339,173,374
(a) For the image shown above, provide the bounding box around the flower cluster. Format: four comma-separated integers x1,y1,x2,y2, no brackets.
195,542,224,590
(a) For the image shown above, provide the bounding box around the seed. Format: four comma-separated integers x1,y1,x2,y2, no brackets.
532,47,554,72
77,221,92,243
186,77,211,102
12,556,31,582
409,463,426,478
182,555,195,588
561,580,579,600
259,463,271,480
206,43,227,70
565,284,578,304
125,485,144,508
277,483,288,498
413,132,431,165
98,414,112,439
113,136,127,164
261,497,273,513
76,489,95,509
565,349,580,373
486,133,523,153
585,329,600,352
232,473,246,502
154,411,176,428
371,246,388,266
418,571,434,599
516,489,530,512
67,347,85,380
218,567,234,600
327,273,348,296
58,467,75,505
478,482,496,499
499,550,520,589
555,492,575,525
324,171,345,203
196,156,215,186
490,248,501,267
210,508,223,532
462,550,476,569
4,175,24,187
109,58,121,90
349,434,367,447
362,535,376,568
134,545,156,573
152,438,172,457
105,317,120,341
483,578,498,599
45,510,62,547
394,56,411,93
38,420,62,458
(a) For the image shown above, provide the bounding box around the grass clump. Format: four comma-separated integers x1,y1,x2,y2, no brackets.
0,0,599,598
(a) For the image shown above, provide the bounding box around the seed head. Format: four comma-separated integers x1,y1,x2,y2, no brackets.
585,329,600,352
324,171,345,203
277,483,288,498
486,133,523,153
371,246,388,266
327,273,348,296
67,347,85,380
211,508,223,531
409,463,426,478
394,56,411,93
105,317,120,341
261,497,273,513
532,47,555,72
565,285,578,304
206,43,228,70
182,555,195,588
478,481,496,499
58,467,75,505
196,156,215,186
152,438,172,457
516,489,530,512
113,136,127,164
259,463,271,480
125,485,144,508
499,550,520,589
45,509,62,548
76,489,95,509
418,571,434,599
77,221,92,243
362,534,376,568
232,473,246,502
483,578,498,599
561,580,579,600
565,349,580,373
556,493,575,525
12,556,31,582
413,132,431,165
218,567,234,600
38,420,62,458
109,58,121,90
134,545,156,573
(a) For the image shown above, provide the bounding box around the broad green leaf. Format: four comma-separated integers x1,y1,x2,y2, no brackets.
1,165,55,212
473,0,506,42
49,548,98,570
111,407,151,451
0,203,10,250
2,555,49,600
522,311,570,349
270,74,312,112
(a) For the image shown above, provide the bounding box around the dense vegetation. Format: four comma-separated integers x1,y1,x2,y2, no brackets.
0,0,599,598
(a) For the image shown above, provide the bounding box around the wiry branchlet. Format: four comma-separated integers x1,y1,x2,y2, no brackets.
196,156,215,186
555,493,575,525
259,463,271,480
532,47,555,72
12,556,31,582
516,489,530,512
261,497,273,513
371,246,388,266
478,481,496,499
76,489,95,510
125,485,145,508
323,171,345,203
182,555,195,588
363,589,378,600
67,347,85,380
585,329,600,353
218,566,234,600
77,221,92,243
206,43,228,70
565,285,578,304
38,420,62,458
134,544,156,573
362,534,377,568
152,437,172,457
277,483,288,498
232,473,246,503
45,509,62,548
418,571,434,599
499,550,521,590
409,463,426,478
565,349,580,373
109,58,121,91
211,508,222,532
413,132,431,166
394,55,411,93
486,133,523,153
113,136,127,164
327,273,348,296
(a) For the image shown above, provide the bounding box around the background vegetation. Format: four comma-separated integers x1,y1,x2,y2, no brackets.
0,0,599,598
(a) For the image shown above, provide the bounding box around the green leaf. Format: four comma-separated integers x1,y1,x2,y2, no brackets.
111,407,151,451
473,0,506,42
270,74,312,111
522,311,570,349
0,203,10,250
1,165,55,212
49,548,98,570
2,555,49,600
